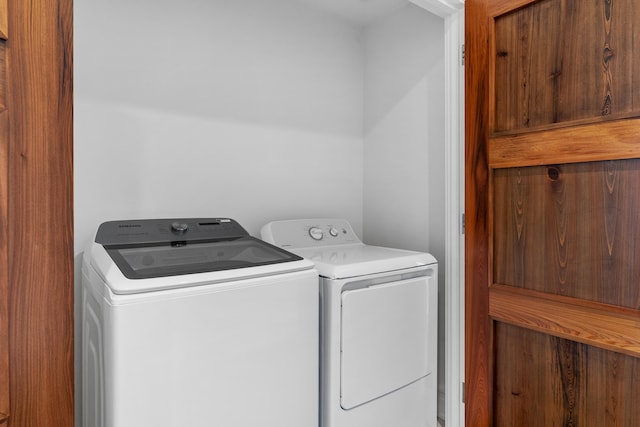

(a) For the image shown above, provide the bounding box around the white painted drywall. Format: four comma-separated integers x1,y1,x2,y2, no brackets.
362,3,446,417
74,0,365,253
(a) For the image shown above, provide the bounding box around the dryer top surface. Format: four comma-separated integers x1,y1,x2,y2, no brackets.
261,218,436,278
293,243,435,279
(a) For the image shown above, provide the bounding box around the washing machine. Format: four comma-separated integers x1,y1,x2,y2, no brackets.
82,218,319,427
261,218,438,427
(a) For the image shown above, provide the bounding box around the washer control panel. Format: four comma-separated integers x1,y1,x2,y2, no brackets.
261,218,361,248
96,218,247,246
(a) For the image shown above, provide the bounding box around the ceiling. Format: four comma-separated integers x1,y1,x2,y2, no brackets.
294,0,410,26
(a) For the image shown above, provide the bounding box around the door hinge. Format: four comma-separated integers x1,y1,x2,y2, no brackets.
461,213,465,235
462,382,465,403
461,44,465,66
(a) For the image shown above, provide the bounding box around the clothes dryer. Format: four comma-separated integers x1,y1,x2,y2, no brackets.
261,218,438,427
82,218,319,427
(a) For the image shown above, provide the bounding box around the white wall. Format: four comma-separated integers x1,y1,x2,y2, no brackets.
74,0,365,253
362,4,446,416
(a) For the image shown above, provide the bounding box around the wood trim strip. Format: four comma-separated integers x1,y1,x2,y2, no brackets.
0,0,6,40
487,11,496,134
489,285,640,358
489,118,640,168
0,0,6,418
465,0,493,425
0,111,8,425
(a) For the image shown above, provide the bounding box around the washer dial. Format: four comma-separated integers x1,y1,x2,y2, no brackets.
171,222,189,232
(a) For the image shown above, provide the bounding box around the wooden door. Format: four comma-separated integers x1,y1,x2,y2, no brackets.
466,0,640,425
0,0,74,425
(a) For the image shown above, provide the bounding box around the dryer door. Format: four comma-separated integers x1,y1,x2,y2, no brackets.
340,275,431,409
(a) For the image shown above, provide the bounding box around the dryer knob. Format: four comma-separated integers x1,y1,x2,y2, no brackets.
329,227,339,237
309,227,324,241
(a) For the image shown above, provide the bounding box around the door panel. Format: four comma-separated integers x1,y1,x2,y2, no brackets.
494,160,640,308
494,323,640,426
494,0,640,133
466,0,640,424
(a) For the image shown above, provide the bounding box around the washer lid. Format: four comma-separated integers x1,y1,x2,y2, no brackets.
94,218,305,280
292,244,436,279
106,236,307,280
89,242,315,295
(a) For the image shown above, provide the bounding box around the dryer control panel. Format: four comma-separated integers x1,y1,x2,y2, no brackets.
261,218,361,249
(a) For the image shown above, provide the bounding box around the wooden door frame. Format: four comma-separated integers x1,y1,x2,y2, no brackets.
0,0,8,422
4,0,74,425
442,10,465,427
464,0,491,425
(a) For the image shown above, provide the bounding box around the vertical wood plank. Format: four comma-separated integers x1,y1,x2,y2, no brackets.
0,36,7,423
0,103,7,424
555,0,602,122
553,336,588,426
607,0,638,115
494,0,561,131
0,5,6,417
465,0,492,425
634,0,640,112
7,0,73,425
602,0,615,116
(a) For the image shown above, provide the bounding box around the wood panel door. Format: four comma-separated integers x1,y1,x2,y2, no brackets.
0,0,74,425
466,0,640,425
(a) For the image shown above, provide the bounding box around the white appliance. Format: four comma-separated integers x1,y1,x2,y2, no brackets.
261,218,438,427
82,218,319,427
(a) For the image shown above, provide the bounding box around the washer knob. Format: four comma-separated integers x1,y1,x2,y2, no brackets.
171,222,189,232
329,227,339,237
309,227,324,240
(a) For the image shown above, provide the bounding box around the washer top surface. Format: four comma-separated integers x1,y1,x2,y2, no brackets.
261,219,436,279
87,218,315,294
